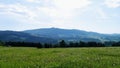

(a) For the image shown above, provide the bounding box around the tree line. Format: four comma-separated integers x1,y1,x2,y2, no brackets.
0,40,119,48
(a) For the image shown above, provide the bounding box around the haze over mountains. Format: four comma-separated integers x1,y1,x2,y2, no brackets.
0,28,120,43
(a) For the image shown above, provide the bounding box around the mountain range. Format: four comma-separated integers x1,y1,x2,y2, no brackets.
0,28,120,43
0,31,56,43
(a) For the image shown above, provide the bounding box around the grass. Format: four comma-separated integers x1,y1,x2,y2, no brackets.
0,47,120,68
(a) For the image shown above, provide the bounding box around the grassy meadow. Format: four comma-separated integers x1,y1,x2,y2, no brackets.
0,46,120,68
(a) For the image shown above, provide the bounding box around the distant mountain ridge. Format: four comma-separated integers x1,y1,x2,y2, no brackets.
23,28,120,42
0,31,56,43
0,28,120,43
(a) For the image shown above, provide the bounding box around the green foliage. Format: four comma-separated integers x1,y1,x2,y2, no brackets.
0,41,4,46
0,47,120,68
112,42,120,46
59,40,67,47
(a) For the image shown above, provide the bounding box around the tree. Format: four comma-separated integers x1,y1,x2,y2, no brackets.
112,41,120,47
59,40,66,47
44,43,52,48
87,42,97,47
79,41,86,47
74,42,79,47
69,42,74,47
0,41,4,46
36,43,43,48
97,42,105,47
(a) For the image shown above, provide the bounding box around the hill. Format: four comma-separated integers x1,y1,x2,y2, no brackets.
24,28,120,42
0,28,120,43
0,31,56,43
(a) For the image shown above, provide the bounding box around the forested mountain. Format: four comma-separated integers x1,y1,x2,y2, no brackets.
0,31,56,43
24,28,120,42
0,28,120,43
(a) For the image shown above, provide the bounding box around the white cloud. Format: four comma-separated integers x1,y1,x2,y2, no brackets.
0,3,38,20
25,0,92,9
53,0,92,10
26,0,41,3
0,0,93,31
37,7,74,19
38,0,92,21
96,8,108,19
0,0,92,21
105,0,120,8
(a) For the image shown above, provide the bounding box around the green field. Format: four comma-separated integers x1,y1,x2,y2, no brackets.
0,46,120,68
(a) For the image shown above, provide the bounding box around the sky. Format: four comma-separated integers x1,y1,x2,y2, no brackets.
0,0,120,34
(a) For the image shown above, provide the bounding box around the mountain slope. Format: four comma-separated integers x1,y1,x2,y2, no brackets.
0,28,120,43
0,31,56,43
23,28,120,42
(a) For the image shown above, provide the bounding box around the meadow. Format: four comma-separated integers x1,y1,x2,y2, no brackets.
0,46,120,68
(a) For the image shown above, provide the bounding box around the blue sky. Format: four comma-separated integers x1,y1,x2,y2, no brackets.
0,0,120,34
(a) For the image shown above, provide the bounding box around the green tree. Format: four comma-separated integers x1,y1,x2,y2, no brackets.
79,41,86,47
0,41,4,46
69,42,74,47
59,40,66,47
36,43,43,48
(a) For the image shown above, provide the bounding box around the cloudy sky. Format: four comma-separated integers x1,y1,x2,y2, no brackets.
0,0,120,34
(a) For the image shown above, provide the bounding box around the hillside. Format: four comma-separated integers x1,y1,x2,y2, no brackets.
24,28,120,42
0,31,56,43
0,28,120,43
